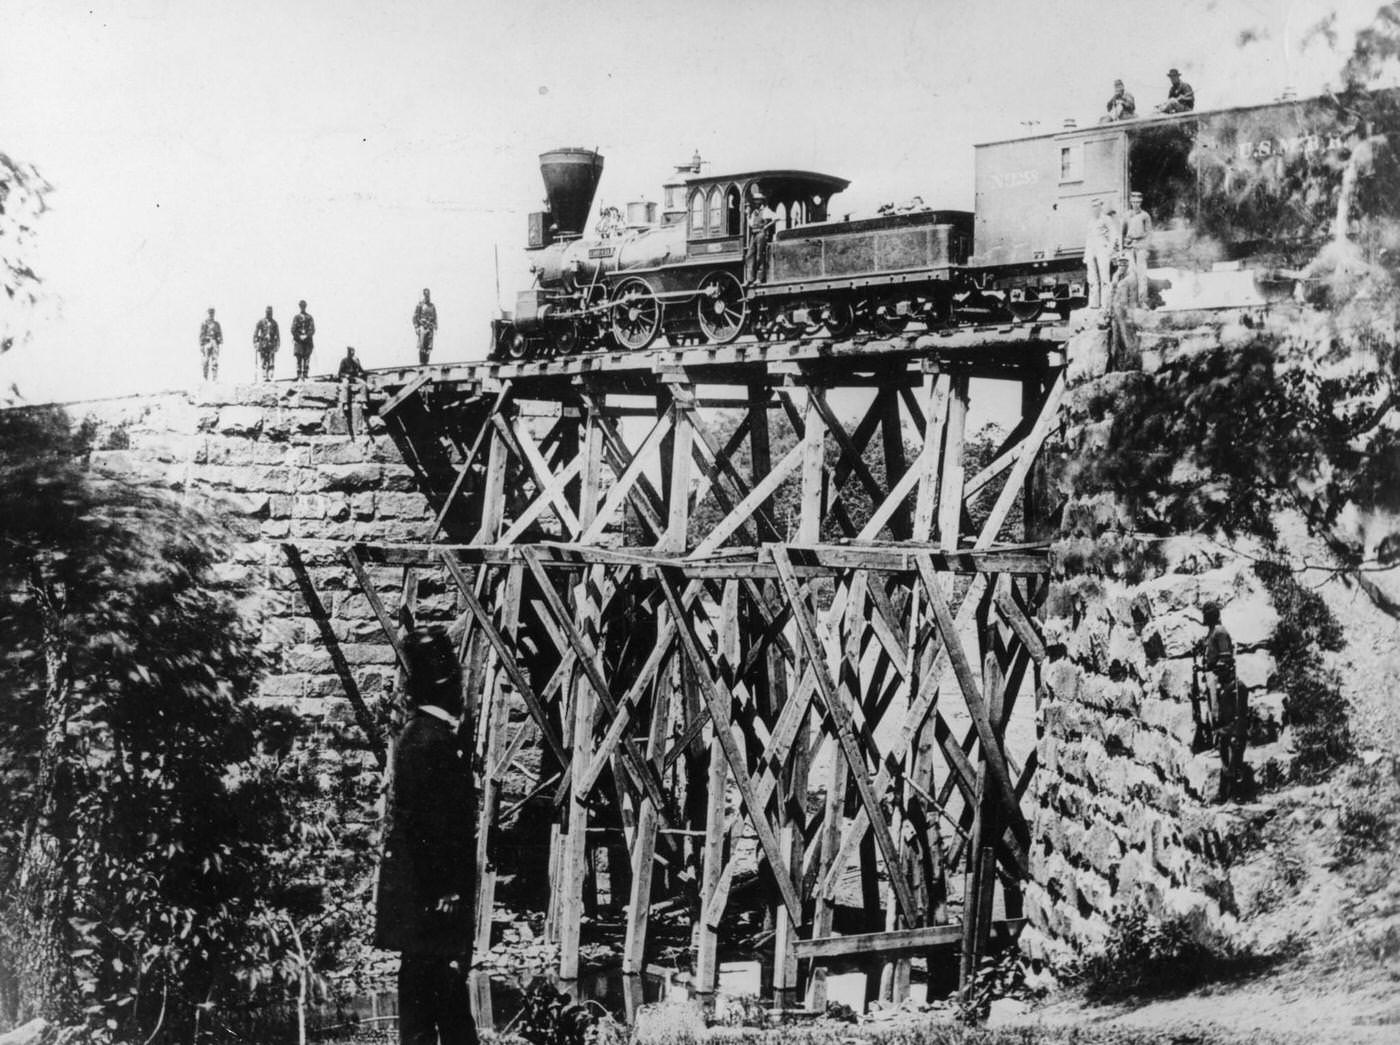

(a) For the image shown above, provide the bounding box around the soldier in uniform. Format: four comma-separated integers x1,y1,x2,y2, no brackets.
1122,191,1154,307
414,288,438,365
1104,79,1136,121
254,306,280,381
743,190,774,286
375,627,477,1045
1200,601,1248,802
1158,69,1195,113
291,299,316,380
199,307,222,381
1084,199,1119,313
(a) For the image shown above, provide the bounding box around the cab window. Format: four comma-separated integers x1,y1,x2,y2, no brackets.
707,187,723,236
690,191,704,235
725,186,741,235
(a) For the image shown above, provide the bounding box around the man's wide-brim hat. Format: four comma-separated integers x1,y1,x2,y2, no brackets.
1168,68,1181,76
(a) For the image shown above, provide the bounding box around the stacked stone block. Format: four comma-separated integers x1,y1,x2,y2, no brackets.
63,382,445,725
1020,330,1290,971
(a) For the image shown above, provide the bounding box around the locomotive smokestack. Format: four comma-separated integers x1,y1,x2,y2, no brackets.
539,148,605,239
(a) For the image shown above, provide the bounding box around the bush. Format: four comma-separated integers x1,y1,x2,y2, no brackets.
1253,561,1352,779
1074,905,1273,1002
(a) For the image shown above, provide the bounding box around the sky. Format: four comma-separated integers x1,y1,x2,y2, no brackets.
2,0,1394,405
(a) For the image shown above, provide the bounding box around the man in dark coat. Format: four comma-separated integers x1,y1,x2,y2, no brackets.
375,628,477,1045
291,299,316,380
1200,601,1247,802
413,289,438,365
254,306,280,381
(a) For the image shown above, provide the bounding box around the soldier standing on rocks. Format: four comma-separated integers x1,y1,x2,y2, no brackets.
199,307,222,381
1200,601,1248,802
254,306,280,381
291,299,316,380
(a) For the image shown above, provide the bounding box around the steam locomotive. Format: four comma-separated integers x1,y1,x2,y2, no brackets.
490,89,1398,360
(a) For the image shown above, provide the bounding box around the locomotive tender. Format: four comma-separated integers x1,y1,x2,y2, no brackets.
491,89,1395,360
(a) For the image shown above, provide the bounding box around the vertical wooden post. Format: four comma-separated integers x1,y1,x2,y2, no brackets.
623,621,673,974
696,579,737,992
775,383,824,1002
474,564,521,957
558,404,604,980
937,371,969,549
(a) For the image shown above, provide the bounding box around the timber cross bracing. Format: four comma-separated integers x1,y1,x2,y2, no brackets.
293,330,1064,1004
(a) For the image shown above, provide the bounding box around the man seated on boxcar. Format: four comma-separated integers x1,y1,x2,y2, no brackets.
1156,68,1195,113
1104,79,1137,121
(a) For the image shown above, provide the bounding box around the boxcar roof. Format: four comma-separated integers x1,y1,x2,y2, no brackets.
974,90,1370,149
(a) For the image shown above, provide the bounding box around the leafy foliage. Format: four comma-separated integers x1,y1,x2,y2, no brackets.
0,152,52,363
1073,904,1276,1002
1253,560,1352,778
0,406,372,1041
515,980,620,1045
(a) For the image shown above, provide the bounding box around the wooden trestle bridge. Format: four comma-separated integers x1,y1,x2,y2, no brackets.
303,324,1067,1006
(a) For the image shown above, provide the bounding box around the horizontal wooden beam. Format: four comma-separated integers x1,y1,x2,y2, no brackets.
361,327,1067,397
318,540,1050,576
795,919,1024,961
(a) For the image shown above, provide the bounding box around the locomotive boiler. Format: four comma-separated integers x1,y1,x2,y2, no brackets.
491,87,1399,360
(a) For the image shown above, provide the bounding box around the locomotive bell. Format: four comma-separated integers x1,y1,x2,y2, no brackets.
539,148,605,240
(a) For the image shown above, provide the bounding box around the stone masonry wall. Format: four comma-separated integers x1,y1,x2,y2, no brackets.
1019,327,1292,971
40,381,450,728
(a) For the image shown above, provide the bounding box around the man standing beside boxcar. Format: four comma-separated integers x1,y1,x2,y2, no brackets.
1122,191,1154,307
291,299,316,380
376,627,478,1045
199,307,222,381
254,305,280,381
414,288,438,365
1084,199,1119,313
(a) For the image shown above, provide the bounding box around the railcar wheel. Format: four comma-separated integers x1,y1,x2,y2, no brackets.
697,272,748,344
867,297,907,337
507,330,531,359
555,323,581,355
821,299,856,340
1007,298,1045,322
611,277,663,351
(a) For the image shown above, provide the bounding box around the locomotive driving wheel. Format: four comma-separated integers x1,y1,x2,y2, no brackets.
610,277,663,351
696,272,748,344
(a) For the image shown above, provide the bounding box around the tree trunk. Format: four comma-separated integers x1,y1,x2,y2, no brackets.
0,563,76,1028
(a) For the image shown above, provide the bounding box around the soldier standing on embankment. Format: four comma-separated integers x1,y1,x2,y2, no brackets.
291,299,316,380
254,306,280,381
199,307,222,381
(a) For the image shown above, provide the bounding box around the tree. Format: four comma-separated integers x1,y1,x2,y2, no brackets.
0,407,331,1041
0,153,51,365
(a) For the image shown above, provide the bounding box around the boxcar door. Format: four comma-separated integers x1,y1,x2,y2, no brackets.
1051,131,1126,255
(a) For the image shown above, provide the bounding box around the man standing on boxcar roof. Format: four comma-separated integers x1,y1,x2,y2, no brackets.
1084,198,1119,315
414,288,438,365
1105,79,1136,121
199,307,222,381
1158,69,1195,113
